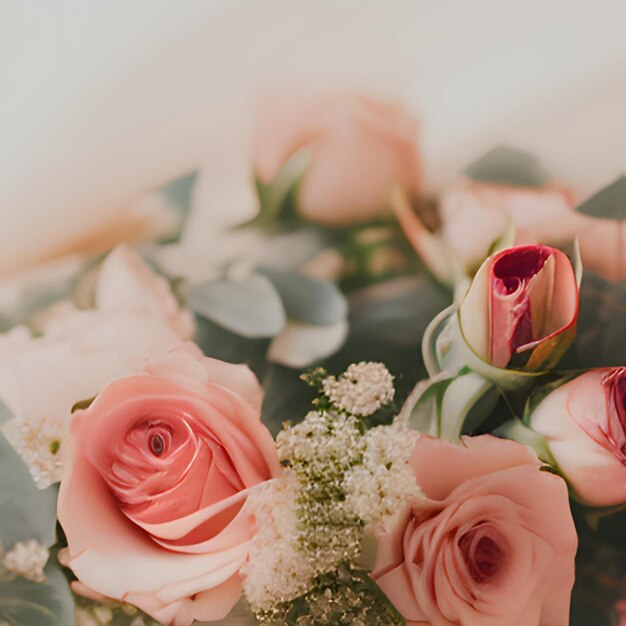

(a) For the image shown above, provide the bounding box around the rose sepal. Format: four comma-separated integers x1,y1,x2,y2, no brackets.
494,418,557,467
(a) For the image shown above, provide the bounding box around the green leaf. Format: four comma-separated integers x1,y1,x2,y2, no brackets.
193,317,270,380
0,433,58,549
261,365,317,436
494,418,556,465
329,275,451,406
159,171,198,242
255,564,405,626
573,271,626,367
188,273,286,338
0,562,74,626
253,152,309,226
575,176,626,220
464,145,548,188
257,267,348,325
70,397,95,414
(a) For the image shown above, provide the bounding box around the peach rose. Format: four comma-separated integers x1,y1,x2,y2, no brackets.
254,94,421,225
0,245,194,487
400,177,626,283
372,435,577,626
58,345,281,626
530,368,626,507
394,179,575,282
459,244,579,371
439,179,575,273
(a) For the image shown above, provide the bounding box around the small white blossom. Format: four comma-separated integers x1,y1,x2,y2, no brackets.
92,605,113,625
323,362,394,416
2,539,49,583
75,608,100,626
276,410,363,467
344,424,422,535
241,474,315,611
2,417,64,489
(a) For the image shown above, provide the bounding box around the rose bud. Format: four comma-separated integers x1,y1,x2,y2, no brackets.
459,244,579,372
253,94,421,226
530,368,626,507
372,435,577,626
57,344,281,626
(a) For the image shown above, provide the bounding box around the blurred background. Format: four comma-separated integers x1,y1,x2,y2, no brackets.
1,0,625,276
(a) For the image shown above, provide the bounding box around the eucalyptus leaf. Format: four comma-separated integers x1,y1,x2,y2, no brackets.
261,365,317,436
0,562,74,626
575,176,626,221
464,145,548,188
573,271,626,367
0,433,58,549
193,317,270,380
267,320,348,368
326,275,451,409
258,267,347,325
159,171,198,242
188,274,286,338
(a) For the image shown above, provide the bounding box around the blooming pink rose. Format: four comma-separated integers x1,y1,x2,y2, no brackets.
58,345,281,626
460,244,579,370
372,435,577,626
254,94,421,225
530,368,626,507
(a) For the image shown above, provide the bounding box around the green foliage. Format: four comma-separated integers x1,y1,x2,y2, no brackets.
0,563,73,626
575,175,626,221
257,267,348,326
0,434,57,549
189,274,286,338
70,397,95,414
464,145,549,188
573,271,626,367
256,564,405,626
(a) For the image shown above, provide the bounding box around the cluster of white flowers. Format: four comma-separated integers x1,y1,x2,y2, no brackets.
1,539,49,583
343,424,421,535
322,362,394,416
244,363,422,621
276,410,364,468
241,474,315,612
2,417,64,488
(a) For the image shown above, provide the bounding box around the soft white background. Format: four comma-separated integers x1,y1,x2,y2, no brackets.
1,0,625,275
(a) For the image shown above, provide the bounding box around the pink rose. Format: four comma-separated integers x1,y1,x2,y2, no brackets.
0,245,194,487
254,94,421,225
439,179,575,273
58,345,281,626
530,368,626,507
460,244,579,370
394,179,575,281
372,435,577,626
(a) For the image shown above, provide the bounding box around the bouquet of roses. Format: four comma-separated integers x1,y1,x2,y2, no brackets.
1,93,626,626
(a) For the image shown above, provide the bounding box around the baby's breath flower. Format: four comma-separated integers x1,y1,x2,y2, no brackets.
92,605,113,625
242,474,314,611
343,424,421,535
2,417,64,488
2,539,49,583
322,362,394,416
